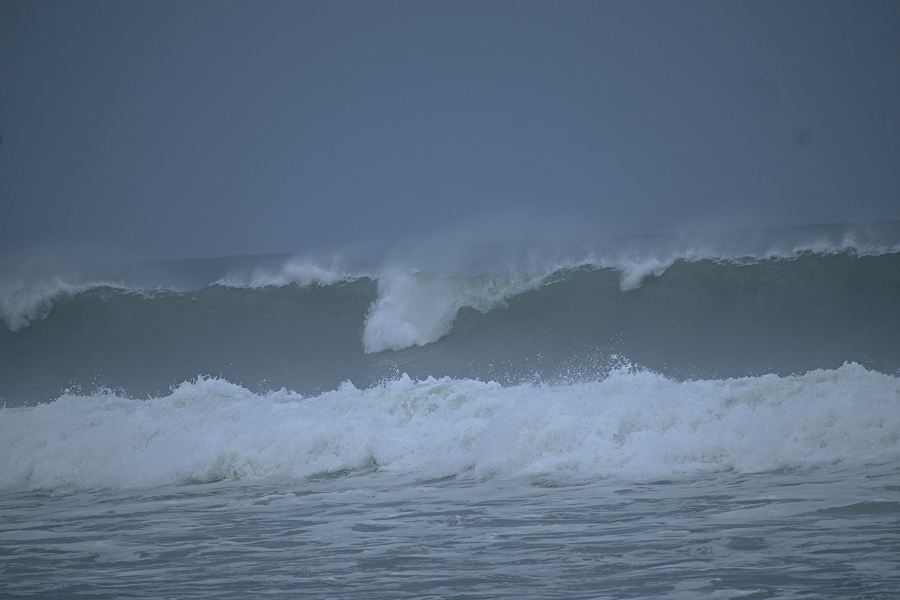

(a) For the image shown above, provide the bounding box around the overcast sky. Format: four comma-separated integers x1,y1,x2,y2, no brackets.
1,0,898,262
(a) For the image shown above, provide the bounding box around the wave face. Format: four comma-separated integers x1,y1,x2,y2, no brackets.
2,246,899,405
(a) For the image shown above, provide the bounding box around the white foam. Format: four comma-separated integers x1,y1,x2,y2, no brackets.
362,269,545,353
2,363,897,492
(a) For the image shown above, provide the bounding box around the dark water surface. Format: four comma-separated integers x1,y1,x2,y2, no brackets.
2,463,899,599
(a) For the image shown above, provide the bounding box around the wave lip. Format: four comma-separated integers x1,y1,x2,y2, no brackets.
362,269,546,353
2,363,897,493
0,279,134,332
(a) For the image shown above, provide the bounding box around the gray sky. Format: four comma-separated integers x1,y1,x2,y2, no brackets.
1,0,898,262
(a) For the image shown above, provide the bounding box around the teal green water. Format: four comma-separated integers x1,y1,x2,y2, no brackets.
3,252,899,405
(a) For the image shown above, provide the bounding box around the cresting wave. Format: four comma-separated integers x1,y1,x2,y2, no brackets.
2,222,900,407
2,363,898,493
2,251,900,406
0,279,125,333
4,222,900,344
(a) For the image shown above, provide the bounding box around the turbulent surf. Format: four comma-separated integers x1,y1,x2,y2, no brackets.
3,222,900,599
2,222,899,407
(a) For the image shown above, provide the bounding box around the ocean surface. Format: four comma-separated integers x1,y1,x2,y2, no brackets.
2,221,899,598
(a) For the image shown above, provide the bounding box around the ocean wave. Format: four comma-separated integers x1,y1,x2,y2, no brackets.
362,268,547,353
3,221,898,336
0,279,137,332
2,249,899,408
2,363,898,493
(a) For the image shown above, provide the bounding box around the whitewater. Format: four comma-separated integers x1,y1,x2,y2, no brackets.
2,221,899,598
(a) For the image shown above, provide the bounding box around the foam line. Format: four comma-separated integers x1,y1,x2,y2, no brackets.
2,363,897,492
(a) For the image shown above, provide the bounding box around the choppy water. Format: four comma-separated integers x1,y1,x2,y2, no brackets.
3,464,899,599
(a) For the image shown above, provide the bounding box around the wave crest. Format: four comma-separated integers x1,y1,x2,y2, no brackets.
2,363,898,492
362,269,545,353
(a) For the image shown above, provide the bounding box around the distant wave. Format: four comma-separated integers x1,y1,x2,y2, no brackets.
215,256,362,289
3,222,900,406
4,221,898,336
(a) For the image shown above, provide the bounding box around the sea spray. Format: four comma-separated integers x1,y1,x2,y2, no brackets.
2,363,897,493
362,269,546,352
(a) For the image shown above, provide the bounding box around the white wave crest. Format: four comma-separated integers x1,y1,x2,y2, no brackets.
2,363,897,492
362,269,545,353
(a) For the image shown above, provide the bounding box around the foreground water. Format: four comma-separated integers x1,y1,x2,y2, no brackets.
3,463,899,599
2,364,899,598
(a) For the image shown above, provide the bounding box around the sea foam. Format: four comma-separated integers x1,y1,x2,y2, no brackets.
2,363,897,493
362,269,545,353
